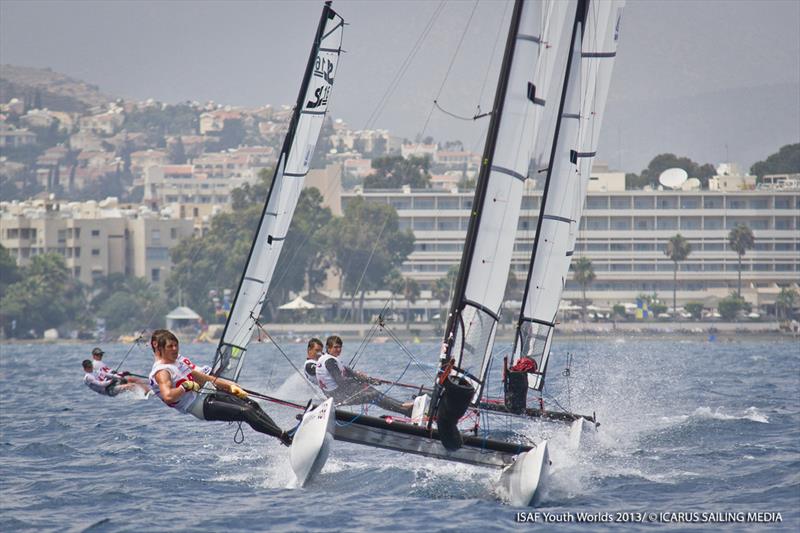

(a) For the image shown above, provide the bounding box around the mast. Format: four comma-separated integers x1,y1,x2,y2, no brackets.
512,0,625,392
212,2,345,381
431,0,569,429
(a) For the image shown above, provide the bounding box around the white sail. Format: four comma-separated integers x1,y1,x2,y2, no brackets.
213,3,345,381
441,0,574,402
515,0,625,391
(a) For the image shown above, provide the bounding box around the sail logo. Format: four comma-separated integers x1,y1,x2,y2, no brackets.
306,85,330,109
307,55,335,109
314,55,336,84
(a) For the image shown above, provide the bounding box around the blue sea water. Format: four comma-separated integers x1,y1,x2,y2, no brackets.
0,337,798,532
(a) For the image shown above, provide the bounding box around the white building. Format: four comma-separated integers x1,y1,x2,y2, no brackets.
0,198,193,288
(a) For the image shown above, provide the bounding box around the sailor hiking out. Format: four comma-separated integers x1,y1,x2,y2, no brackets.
149,330,293,446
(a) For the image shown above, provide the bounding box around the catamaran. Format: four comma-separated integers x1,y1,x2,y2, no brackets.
292,0,625,507
482,0,624,439
210,1,344,385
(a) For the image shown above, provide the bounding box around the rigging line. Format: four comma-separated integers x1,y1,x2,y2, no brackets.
432,100,491,122
379,321,436,382
347,300,389,368
362,1,446,130
112,331,147,373
340,207,391,324
476,0,510,110
254,319,325,399
414,0,480,150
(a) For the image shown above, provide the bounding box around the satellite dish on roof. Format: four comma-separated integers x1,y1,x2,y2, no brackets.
659,168,689,189
682,177,701,190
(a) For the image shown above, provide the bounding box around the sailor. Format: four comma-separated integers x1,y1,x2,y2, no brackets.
90,347,150,387
149,330,292,446
315,335,413,416
82,360,149,396
304,337,323,384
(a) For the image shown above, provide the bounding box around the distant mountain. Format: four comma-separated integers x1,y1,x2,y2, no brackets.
0,64,114,113
601,82,800,173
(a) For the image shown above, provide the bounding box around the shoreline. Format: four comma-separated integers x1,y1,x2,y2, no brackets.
2,320,795,344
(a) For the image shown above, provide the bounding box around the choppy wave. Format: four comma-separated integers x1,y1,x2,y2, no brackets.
0,339,797,531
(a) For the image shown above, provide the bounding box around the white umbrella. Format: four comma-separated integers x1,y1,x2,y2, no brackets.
279,295,316,310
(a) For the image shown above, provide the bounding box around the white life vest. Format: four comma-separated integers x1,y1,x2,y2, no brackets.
304,359,318,385
149,356,199,413
92,359,115,380
84,372,112,395
315,353,345,392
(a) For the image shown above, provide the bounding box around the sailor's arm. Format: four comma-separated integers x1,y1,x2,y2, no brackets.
190,369,247,398
154,369,185,403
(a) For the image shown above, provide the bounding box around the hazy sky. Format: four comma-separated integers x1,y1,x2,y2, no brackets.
2,0,799,172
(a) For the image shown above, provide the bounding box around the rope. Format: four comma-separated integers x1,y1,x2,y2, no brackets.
253,319,325,399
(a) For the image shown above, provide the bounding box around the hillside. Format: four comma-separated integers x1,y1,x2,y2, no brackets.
0,64,114,113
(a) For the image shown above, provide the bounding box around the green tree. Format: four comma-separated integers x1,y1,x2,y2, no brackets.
684,302,704,320
750,143,800,179
664,234,692,318
389,273,420,328
90,273,167,333
168,136,187,164
728,224,755,297
0,245,21,299
167,173,331,322
776,287,797,320
0,253,86,337
433,265,459,307
325,196,414,321
718,293,750,321
638,153,716,189
364,155,431,189
572,257,595,321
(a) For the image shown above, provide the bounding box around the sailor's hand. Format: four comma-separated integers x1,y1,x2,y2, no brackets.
120,371,130,377
181,380,201,393
229,384,248,399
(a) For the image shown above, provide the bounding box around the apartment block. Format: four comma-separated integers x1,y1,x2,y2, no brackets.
341,186,800,309
1,198,193,288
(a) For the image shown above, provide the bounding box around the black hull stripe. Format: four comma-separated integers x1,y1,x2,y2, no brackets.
491,165,526,182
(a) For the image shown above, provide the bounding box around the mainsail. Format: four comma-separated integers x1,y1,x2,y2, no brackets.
435,0,572,404
513,0,625,391
212,2,345,381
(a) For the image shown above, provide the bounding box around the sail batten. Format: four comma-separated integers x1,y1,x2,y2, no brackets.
212,3,344,381
514,0,625,392
437,0,573,405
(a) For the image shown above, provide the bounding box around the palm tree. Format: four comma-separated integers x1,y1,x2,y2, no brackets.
572,256,595,321
776,287,797,321
664,234,692,319
728,224,755,297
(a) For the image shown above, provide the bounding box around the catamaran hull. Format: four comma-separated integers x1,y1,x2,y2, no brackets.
289,398,335,488
568,416,596,449
498,440,550,507
332,410,529,468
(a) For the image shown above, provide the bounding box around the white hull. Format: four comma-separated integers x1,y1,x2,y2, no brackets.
568,416,596,449
289,398,335,488
498,440,550,507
